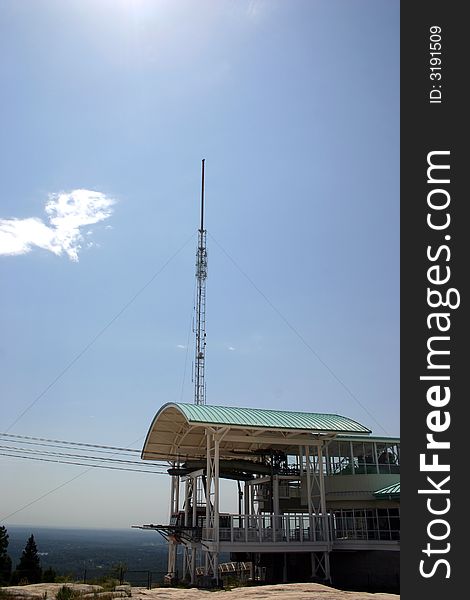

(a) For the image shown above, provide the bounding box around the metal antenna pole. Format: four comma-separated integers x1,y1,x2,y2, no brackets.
194,159,207,405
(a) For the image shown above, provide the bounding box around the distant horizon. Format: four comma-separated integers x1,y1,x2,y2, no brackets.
6,523,144,531
4,523,168,539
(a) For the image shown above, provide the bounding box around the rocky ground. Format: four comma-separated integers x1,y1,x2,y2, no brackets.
1,583,399,600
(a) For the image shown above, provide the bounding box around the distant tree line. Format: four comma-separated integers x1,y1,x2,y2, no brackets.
0,526,56,586
1,526,167,588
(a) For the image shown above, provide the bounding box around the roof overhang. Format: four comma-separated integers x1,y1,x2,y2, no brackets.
141,403,371,461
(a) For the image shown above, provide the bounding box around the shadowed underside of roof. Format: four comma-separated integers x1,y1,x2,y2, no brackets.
141,402,372,461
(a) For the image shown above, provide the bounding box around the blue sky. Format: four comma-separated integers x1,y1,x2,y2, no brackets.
0,0,399,528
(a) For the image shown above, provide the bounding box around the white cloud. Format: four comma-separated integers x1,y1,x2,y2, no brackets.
228,346,235,351
177,344,186,349
0,189,115,261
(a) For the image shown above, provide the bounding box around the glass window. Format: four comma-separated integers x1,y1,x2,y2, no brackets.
377,443,400,473
328,441,354,474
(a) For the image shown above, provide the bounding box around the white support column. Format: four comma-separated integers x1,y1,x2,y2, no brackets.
192,475,198,525
175,471,180,515
318,443,331,582
184,478,190,525
167,539,177,580
205,431,212,574
181,475,198,584
350,441,355,475
182,478,191,581
205,431,214,530
214,437,220,532
169,473,176,516
169,458,181,517
373,441,380,474
318,444,329,542
244,481,249,515
273,475,280,515
204,429,218,579
167,472,178,580
325,444,330,475
200,430,224,582
213,436,220,581
191,474,198,584
302,443,331,583
244,481,249,542
273,474,280,542
305,445,315,541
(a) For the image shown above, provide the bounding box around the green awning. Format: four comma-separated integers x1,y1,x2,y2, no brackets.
374,482,400,499
142,403,371,460
168,403,371,433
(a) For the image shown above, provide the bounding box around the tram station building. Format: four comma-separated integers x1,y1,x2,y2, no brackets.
139,403,400,590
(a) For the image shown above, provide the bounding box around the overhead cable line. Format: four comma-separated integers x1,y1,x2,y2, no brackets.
0,432,204,461
0,432,141,454
0,467,97,522
209,232,389,435
0,444,167,468
179,280,196,403
5,232,196,433
0,451,168,474
0,433,168,523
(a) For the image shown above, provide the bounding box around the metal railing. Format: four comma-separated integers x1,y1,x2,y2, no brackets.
201,509,400,544
80,568,168,589
203,513,330,544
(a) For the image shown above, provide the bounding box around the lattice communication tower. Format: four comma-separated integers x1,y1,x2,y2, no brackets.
193,159,207,405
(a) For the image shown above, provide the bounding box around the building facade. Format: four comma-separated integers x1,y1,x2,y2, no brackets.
138,403,400,590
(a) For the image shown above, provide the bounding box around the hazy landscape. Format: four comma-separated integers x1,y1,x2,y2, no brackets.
6,526,168,584
3,525,400,597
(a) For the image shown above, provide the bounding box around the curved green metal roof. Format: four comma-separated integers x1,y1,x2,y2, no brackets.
374,482,400,499
164,402,371,434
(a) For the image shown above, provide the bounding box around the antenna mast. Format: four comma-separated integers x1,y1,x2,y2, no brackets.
194,159,207,405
